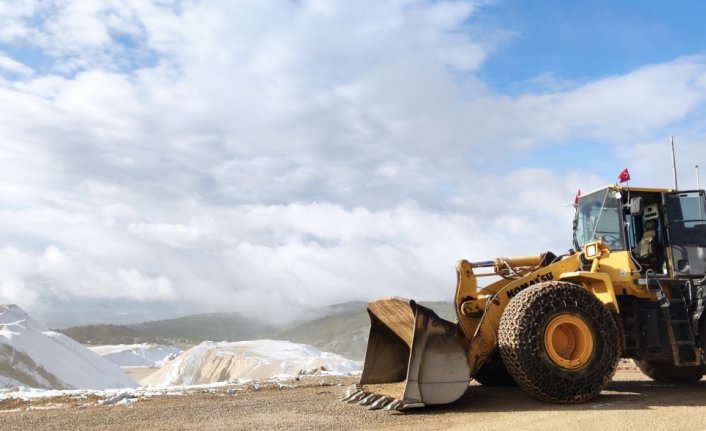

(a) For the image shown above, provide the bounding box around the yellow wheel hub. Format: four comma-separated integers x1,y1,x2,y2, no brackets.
544,314,594,370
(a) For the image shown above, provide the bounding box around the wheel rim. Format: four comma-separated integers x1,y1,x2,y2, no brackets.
544,314,594,370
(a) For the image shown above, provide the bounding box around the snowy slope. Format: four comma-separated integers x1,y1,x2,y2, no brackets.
88,344,182,368
142,339,361,388
0,304,137,390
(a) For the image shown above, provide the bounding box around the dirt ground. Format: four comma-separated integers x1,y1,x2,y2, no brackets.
1,369,706,431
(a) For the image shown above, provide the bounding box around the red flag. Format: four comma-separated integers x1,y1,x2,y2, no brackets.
574,189,581,205
618,168,631,183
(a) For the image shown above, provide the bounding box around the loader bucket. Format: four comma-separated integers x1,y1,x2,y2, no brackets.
342,297,471,410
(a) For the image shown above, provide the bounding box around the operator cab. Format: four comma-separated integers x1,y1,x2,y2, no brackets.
574,186,706,277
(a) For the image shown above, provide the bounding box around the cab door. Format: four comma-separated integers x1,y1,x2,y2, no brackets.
664,190,706,277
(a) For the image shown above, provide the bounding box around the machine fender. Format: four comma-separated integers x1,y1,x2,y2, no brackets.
559,271,620,313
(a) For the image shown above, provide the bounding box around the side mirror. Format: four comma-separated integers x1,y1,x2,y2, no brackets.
629,197,643,216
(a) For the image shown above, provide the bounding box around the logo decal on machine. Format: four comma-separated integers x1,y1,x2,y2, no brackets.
506,272,555,299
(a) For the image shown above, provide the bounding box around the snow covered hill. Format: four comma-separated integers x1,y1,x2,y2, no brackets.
0,304,137,390
141,339,361,388
88,344,182,368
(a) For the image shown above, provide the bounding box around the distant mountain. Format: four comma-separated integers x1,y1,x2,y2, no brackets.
311,300,368,317
56,301,456,362
58,313,274,347
57,324,178,345
129,313,275,343
276,305,370,360
275,301,455,361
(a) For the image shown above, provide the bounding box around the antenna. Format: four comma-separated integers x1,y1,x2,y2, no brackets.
671,136,679,190
697,164,702,190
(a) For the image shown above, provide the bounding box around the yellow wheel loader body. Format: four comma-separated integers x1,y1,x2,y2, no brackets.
348,185,706,410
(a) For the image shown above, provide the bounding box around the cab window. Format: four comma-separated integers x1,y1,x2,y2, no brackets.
575,188,625,251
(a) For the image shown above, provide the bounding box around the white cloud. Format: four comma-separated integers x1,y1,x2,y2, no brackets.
127,221,206,247
0,53,33,75
0,1,706,324
0,176,580,322
522,58,706,140
0,244,175,319
0,1,39,41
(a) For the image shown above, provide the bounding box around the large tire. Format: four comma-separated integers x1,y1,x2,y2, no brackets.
473,352,517,387
498,281,620,403
634,360,704,383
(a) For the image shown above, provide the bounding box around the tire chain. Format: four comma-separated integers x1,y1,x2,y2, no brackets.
498,281,620,403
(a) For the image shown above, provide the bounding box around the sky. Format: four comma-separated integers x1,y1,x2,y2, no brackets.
2,0,706,327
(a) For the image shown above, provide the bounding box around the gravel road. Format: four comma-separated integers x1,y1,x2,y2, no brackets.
2,369,706,431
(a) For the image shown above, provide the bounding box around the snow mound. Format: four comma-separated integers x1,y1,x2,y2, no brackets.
0,304,137,390
88,344,183,368
141,339,361,388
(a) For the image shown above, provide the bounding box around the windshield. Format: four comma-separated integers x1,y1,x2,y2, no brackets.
574,188,625,251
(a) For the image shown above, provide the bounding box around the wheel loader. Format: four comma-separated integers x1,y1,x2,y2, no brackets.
342,185,706,410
